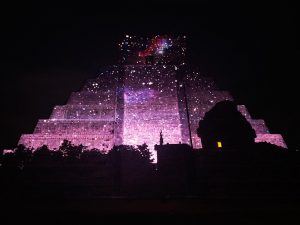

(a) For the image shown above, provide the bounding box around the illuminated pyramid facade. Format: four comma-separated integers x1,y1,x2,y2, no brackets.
19,35,287,155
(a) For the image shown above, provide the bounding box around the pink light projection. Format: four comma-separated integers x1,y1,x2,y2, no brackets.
122,65,183,160
18,35,287,161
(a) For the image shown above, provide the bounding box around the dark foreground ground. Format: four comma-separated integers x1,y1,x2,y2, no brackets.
1,196,299,225
1,145,299,224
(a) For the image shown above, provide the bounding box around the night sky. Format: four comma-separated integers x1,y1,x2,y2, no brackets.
1,3,298,150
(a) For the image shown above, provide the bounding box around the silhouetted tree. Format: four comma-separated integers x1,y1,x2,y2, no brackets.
109,145,139,162
33,145,51,160
14,144,32,168
59,140,85,159
82,148,103,157
59,140,73,157
137,143,153,163
71,144,86,159
1,152,18,169
108,145,154,194
32,145,62,166
109,144,153,164
197,100,256,149
81,148,106,164
51,149,63,161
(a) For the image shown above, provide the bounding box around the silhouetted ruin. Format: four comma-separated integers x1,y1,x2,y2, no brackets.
197,100,256,149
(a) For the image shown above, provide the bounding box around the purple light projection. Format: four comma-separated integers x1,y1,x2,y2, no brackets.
19,35,287,161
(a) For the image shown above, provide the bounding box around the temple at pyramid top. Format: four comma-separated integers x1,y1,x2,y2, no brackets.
19,35,287,160
119,35,187,65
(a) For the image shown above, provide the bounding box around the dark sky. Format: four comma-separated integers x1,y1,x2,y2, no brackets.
1,2,299,150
